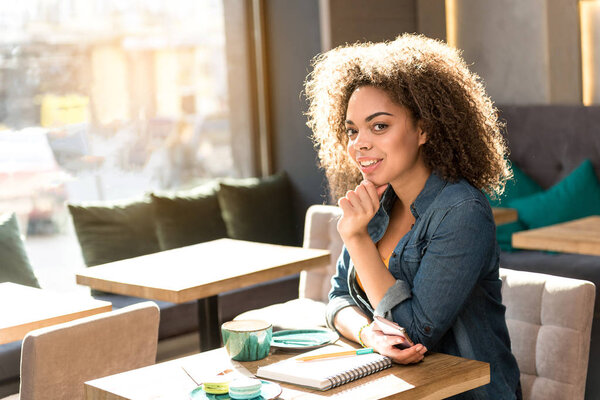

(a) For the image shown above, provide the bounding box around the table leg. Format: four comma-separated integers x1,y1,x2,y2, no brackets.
197,296,220,351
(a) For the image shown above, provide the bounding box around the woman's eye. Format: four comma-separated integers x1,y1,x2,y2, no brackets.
373,123,388,132
346,128,358,137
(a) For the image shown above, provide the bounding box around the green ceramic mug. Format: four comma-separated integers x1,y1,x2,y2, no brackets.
221,320,272,361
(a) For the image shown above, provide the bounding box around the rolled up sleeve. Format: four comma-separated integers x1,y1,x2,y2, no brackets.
325,294,356,330
373,280,412,319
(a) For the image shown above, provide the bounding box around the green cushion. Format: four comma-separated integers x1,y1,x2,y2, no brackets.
151,182,228,250
508,159,600,229
0,213,40,288
68,197,160,267
488,164,543,207
217,172,298,246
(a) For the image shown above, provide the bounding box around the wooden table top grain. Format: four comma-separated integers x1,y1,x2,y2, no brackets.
76,238,331,304
512,215,600,256
0,282,112,345
85,340,490,400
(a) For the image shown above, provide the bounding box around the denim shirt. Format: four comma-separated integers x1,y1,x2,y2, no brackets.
326,173,521,400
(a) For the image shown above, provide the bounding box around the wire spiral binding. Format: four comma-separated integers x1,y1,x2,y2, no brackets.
324,356,392,390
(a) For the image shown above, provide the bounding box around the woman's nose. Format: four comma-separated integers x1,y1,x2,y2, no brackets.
353,131,372,150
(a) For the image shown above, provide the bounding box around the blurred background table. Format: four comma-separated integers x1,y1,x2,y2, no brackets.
492,207,518,225
0,282,111,345
76,238,330,351
512,216,600,256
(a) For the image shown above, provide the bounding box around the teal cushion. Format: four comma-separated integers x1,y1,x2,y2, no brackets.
151,182,228,250
508,159,600,229
0,213,40,288
488,164,543,207
68,197,161,267
217,172,298,246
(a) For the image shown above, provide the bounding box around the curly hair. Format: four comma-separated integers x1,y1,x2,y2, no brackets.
305,34,511,202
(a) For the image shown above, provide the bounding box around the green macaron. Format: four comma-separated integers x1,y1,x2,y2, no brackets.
202,375,232,394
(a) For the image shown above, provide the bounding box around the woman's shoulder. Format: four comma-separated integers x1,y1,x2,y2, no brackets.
433,178,490,214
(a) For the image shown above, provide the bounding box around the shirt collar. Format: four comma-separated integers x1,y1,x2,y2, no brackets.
380,172,447,219
411,172,447,218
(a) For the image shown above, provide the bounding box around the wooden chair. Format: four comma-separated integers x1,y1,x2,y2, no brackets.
500,268,595,400
2,301,159,400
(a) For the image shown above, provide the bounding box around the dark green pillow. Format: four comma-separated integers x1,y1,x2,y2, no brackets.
488,164,542,207
68,197,160,267
217,172,298,246
0,213,40,288
151,182,228,250
508,159,600,229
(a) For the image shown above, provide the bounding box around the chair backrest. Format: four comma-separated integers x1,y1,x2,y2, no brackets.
19,301,159,400
300,205,343,302
500,268,595,400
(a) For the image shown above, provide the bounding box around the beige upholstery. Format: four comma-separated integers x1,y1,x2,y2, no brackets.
500,268,595,400
235,205,343,329
14,301,159,400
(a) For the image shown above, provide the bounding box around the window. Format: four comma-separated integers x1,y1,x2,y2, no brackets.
0,0,241,288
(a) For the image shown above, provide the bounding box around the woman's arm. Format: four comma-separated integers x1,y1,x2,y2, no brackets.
331,180,426,363
337,180,396,307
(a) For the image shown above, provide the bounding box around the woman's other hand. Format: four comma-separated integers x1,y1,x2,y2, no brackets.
360,322,427,364
337,180,388,242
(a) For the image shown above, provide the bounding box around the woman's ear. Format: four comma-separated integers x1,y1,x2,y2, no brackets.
417,121,428,146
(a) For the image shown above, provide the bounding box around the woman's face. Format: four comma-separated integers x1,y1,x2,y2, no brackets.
345,86,428,188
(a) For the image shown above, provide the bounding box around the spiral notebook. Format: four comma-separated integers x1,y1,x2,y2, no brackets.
256,346,392,391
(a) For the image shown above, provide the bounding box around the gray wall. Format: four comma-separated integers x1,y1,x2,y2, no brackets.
450,0,581,105
264,0,328,236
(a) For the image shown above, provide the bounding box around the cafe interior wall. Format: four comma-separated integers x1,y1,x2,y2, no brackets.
260,0,588,235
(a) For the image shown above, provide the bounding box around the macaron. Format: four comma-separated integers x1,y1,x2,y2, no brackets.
202,375,232,395
228,377,263,399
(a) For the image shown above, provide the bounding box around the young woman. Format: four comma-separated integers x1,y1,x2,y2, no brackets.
305,34,521,399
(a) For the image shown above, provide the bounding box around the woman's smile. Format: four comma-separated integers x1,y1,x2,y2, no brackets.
357,157,382,174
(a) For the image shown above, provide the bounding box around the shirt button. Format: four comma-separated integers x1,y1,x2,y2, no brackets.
424,326,431,334
391,252,396,258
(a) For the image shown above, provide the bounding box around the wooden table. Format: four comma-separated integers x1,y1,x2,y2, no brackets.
76,238,330,351
84,341,490,400
512,215,600,256
492,207,518,225
0,282,112,345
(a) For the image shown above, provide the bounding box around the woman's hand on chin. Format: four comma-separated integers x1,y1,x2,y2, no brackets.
337,180,388,242
361,323,427,364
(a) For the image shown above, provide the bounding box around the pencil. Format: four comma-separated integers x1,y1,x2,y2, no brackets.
296,348,374,362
